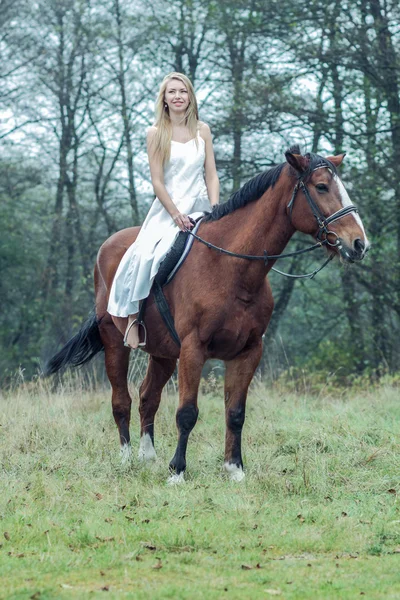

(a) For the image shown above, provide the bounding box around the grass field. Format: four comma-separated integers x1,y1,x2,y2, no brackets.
1,373,400,599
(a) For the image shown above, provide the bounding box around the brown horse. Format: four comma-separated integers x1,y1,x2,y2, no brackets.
46,147,369,483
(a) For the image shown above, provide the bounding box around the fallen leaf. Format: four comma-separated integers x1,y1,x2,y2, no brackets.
264,589,281,596
100,571,105,576
4,532,10,541
296,514,305,523
30,593,41,600
152,559,162,569
142,542,156,550
60,584,73,589
101,585,109,591
135,555,143,561
241,564,252,570
388,489,397,494
125,515,135,522
95,493,103,500
104,518,113,523
95,536,115,543
17,553,25,558
142,519,150,524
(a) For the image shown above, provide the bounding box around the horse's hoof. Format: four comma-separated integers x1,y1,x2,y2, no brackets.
138,433,157,461
120,443,132,465
224,462,245,482
167,472,185,485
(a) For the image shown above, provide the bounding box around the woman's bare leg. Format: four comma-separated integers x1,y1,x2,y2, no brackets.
124,314,140,349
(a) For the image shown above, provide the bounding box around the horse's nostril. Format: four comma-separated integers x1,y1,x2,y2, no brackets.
353,238,365,254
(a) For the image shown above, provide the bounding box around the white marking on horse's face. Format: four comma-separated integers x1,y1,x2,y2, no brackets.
167,472,185,485
138,433,157,461
120,443,132,465
334,175,370,248
224,462,246,482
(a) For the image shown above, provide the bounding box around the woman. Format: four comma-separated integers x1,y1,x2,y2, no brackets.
107,72,220,348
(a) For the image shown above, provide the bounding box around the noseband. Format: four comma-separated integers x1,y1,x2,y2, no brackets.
288,166,359,249
186,165,360,279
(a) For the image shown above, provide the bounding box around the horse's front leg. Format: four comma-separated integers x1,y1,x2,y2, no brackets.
168,336,205,484
224,342,263,481
138,356,177,461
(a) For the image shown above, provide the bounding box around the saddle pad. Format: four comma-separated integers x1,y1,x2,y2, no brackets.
154,218,203,288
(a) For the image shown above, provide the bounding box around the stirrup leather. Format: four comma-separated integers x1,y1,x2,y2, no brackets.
123,318,147,348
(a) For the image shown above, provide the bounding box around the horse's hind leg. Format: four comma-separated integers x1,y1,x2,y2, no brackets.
138,356,177,461
223,342,263,481
99,316,132,461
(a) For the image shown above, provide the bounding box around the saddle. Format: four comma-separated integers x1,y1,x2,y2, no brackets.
136,217,203,347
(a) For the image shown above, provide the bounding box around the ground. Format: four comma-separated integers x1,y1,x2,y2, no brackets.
1,373,400,599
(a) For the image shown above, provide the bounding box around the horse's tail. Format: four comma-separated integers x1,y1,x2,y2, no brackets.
44,312,104,376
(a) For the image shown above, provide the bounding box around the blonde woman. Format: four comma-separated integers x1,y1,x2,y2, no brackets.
107,72,220,348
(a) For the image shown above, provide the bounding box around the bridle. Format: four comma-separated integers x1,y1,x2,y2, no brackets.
186,165,360,280
288,165,359,250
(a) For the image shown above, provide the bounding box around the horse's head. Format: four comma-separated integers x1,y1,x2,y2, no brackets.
285,151,369,262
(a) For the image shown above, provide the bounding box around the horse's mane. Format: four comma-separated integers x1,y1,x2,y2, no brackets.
204,144,338,222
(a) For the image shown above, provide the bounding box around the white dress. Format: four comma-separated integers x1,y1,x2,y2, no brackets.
107,131,211,317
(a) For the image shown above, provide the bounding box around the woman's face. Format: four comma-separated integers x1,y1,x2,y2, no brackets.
164,79,190,114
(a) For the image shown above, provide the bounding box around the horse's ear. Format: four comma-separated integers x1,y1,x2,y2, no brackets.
326,153,346,168
285,152,309,173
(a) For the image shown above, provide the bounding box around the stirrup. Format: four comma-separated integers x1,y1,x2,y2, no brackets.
123,318,147,349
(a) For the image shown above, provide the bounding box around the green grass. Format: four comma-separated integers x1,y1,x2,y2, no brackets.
1,375,400,599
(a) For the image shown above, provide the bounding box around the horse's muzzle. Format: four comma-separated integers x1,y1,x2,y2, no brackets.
338,238,370,263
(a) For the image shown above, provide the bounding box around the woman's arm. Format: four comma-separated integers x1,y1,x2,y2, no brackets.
147,127,192,230
200,122,219,206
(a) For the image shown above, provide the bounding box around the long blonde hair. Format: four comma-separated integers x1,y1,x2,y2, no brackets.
150,72,199,166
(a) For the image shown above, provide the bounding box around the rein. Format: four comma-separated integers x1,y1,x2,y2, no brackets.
186,167,359,280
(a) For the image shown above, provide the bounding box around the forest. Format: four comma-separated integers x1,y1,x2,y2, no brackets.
1,0,399,384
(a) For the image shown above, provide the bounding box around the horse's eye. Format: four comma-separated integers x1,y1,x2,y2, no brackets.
316,183,328,192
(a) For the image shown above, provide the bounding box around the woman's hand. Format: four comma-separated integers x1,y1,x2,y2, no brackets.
172,212,193,231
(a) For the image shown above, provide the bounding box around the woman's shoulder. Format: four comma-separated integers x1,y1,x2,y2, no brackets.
197,121,212,141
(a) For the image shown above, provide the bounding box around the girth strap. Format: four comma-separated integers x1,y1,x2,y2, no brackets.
153,281,181,348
